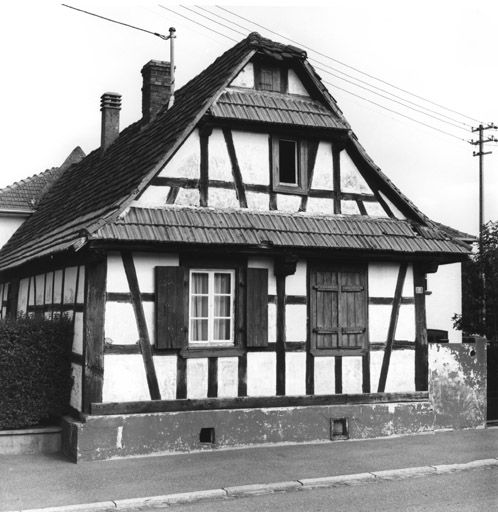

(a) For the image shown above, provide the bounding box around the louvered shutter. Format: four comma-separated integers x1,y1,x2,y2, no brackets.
246,267,269,347
311,270,340,349
339,270,367,349
155,266,187,349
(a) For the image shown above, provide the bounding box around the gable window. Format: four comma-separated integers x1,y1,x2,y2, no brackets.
255,64,288,93
189,270,235,345
310,264,368,356
271,135,307,194
155,264,269,353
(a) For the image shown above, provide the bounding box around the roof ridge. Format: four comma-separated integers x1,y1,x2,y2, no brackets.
0,167,59,195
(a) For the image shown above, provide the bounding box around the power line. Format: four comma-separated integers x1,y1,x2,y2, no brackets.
62,4,170,40
180,5,246,38
217,6,484,125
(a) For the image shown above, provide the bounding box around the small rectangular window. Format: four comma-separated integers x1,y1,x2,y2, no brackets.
279,139,298,185
255,65,286,92
189,270,235,345
271,135,307,195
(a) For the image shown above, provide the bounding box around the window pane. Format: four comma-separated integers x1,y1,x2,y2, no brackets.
279,139,297,184
191,319,208,342
214,296,231,316
214,273,231,294
191,273,208,294
214,319,231,341
191,296,208,317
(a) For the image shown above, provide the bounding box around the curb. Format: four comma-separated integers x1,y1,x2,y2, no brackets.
8,458,498,512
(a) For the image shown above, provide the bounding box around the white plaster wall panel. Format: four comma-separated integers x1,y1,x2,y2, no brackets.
248,257,276,294
369,263,399,298
103,355,150,402
73,312,84,355
53,270,63,304
402,264,414,298
285,352,306,395
340,152,371,193
107,252,129,293
70,363,82,411
364,201,389,218
154,355,177,400
0,216,24,249
311,142,333,190
286,304,307,342
385,351,415,392
143,301,156,345
105,302,139,345
218,357,239,398
209,188,240,209
427,263,463,343
369,304,391,342
133,252,179,293
77,266,85,304
306,197,334,215
369,351,383,392
208,128,233,182
288,69,310,96
45,272,54,304
341,356,363,394
135,185,170,207
158,130,200,179
247,352,276,396
187,358,208,399
341,200,361,215
396,304,416,341
286,260,307,296
17,278,28,314
232,131,270,186
246,191,269,211
175,188,200,207
28,277,35,308
64,267,78,304
277,194,302,212
268,303,277,344
35,274,45,306
378,191,406,220
230,62,254,88
314,357,335,395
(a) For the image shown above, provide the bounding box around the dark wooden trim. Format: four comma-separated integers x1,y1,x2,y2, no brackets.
180,347,244,358
71,352,84,366
105,344,140,354
238,352,247,397
333,147,341,214
199,127,211,207
223,128,248,208
269,294,306,306
6,278,19,318
377,263,408,393
335,356,343,394
276,274,286,395
83,259,106,414
91,391,430,416
106,292,155,303
59,268,66,317
369,297,415,305
414,266,429,391
306,352,314,395
356,200,368,216
166,186,180,205
26,303,85,314
362,352,371,393
207,357,218,398
299,139,320,212
121,252,161,400
371,341,415,351
176,356,187,399
286,342,306,352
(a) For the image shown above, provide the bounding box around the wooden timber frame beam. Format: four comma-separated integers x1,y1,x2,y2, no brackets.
377,262,408,393
414,265,429,390
121,251,161,400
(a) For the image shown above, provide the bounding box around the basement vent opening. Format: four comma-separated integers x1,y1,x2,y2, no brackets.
330,418,349,440
200,427,215,444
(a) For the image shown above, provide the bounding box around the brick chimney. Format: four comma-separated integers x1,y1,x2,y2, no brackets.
100,92,121,154
141,60,171,124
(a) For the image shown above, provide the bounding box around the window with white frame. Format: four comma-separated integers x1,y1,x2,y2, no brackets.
189,270,235,345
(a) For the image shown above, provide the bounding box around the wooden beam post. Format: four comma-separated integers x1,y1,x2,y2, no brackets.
83,259,107,414
414,266,429,391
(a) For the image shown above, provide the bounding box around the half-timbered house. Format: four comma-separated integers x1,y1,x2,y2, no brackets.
0,33,474,461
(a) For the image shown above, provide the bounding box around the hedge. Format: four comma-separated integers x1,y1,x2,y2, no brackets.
0,315,74,430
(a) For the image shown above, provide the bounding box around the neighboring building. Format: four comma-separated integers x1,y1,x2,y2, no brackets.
0,33,476,461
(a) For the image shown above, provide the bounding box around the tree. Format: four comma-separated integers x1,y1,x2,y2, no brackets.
454,221,498,341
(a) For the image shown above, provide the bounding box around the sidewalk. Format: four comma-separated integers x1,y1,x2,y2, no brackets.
1,428,497,512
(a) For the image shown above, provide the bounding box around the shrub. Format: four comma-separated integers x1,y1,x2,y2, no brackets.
0,315,74,430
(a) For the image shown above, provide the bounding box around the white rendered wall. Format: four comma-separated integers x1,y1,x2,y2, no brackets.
0,215,25,249
426,263,462,343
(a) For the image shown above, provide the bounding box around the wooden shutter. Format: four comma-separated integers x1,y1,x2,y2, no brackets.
246,267,269,347
155,266,187,349
311,266,367,353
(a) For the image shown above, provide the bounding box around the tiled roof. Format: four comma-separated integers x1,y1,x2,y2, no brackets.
209,90,348,129
91,207,469,258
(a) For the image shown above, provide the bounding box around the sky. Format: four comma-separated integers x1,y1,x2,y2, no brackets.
1,1,497,236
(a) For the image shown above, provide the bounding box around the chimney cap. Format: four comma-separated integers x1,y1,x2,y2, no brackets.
100,92,122,110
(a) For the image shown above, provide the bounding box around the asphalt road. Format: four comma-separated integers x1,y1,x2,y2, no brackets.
151,466,498,512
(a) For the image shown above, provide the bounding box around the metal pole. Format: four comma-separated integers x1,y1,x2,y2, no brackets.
168,27,176,109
